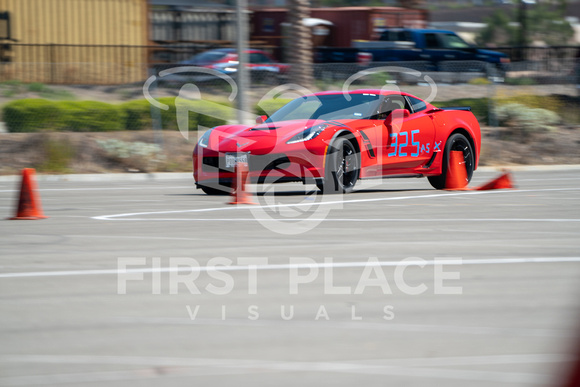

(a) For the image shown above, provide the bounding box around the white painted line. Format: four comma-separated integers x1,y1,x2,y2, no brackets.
1,353,567,367
91,187,580,221
67,235,201,241
352,354,571,367
0,353,557,385
0,186,193,193
0,165,576,183
86,217,580,222
0,366,263,386
518,177,580,182
1,257,579,279
115,317,569,338
0,172,193,183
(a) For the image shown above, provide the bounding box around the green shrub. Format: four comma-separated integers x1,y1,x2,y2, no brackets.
56,101,125,132
139,97,232,131
495,103,560,134
191,99,232,129
3,99,63,132
97,139,162,159
505,77,536,86
96,139,165,172
468,77,491,85
495,94,563,114
3,97,232,133
37,137,75,173
254,98,293,117
121,99,152,131
28,82,47,93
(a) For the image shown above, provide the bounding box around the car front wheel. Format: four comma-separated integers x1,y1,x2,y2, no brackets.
321,137,359,194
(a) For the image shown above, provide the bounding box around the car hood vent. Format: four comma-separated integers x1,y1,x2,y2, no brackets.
251,125,280,131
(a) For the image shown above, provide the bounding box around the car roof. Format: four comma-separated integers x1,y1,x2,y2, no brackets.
309,89,419,98
382,28,456,34
204,48,267,54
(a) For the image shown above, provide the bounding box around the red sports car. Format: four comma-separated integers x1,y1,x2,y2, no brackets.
193,90,480,194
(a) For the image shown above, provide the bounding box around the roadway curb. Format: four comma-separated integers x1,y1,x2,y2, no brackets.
0,165,578,184
477,165,580,172
0,172,192,183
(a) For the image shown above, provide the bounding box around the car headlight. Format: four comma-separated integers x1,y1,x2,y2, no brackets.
198,129,212,148
286,124,329,144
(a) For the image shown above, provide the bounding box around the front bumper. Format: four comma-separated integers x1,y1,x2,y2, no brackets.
193,147,326,187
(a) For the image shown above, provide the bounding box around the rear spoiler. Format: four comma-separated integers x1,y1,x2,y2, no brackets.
426,107,472,114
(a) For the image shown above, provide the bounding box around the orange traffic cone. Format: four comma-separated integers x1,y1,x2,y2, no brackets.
228,162,256,205
9,168,47,220
445,150,470,190
476,170,515,190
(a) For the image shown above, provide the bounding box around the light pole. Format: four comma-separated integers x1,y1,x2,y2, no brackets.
235,0,250,125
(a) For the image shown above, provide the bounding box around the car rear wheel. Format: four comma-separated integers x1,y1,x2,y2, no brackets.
321,137,359,194
428,133,474,190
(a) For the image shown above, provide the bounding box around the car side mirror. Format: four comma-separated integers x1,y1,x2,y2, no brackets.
393,109,410,118
256,115,268,124
384,109,409,125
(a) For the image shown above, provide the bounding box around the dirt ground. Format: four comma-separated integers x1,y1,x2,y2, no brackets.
1,124,579,177
1,83,579,175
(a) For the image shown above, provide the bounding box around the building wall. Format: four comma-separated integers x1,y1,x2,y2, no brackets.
251,7,429,58
0,0,149,84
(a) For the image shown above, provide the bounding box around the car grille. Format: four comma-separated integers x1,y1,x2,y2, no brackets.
202,154,291,173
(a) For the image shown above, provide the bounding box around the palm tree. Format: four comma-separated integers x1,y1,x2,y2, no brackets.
287,0,314,89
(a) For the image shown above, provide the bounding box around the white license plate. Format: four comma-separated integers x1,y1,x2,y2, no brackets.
225,153,248,168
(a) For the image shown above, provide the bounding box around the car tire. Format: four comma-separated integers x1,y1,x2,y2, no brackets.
321,137,359,194
428,133,475,190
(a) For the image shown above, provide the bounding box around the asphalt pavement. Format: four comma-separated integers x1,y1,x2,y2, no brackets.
1,168,579,387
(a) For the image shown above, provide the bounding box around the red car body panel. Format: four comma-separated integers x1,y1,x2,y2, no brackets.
193,89,481,190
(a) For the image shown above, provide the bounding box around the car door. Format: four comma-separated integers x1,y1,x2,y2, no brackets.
378,95,436,172
422,32,462,64
249,52,278,72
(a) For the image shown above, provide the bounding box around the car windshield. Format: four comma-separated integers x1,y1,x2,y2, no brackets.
267,93,381,123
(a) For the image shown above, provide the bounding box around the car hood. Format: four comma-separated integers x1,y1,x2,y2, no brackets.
206,119,331,154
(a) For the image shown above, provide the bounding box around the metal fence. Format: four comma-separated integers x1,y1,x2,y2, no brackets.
493,45,579,63
0,42,578,86
150,9,239,42
0,42,281,85
0,43,228,85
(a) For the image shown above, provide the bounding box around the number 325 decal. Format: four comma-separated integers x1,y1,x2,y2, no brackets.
388,130,431,157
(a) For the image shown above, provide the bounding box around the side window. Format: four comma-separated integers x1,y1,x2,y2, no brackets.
425,33,440,49
441,33,470,49
250,53,270,64
401,31,412,42
377,95,411,119
380,30,393,41
407,96,427,113
380,30,411,42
